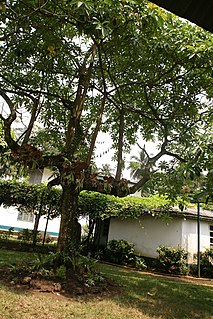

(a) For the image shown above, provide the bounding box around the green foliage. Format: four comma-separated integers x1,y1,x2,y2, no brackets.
0,227,14,241
49,250,103,285
17,228,33,242
0,179,61,218
0,119,6,148
106,239,147,269
107,239,135,265
157,245,188,275
79,191,174,220
133,255,147,270
17,229,42,243
17,229,54,244
0,0,212,254
45,234,54,244
0,0,212,188
55,265,66,280
128,150,150,181
200,247,213,278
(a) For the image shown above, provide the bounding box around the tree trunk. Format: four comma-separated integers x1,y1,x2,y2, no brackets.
33,193,44,246
32,212,40,246
115,109,124,181
82,218,95,249
57,183,80,255
42,204,52,246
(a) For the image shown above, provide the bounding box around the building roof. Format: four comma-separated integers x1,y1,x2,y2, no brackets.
171,207,213,222
151,0,213,33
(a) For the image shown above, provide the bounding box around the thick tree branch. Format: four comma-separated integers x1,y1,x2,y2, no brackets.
86,43,107,166
0,90,19,151
65,43,97,155
144,85,165,126
101,47,126,180
115,108,125,181
129,171,151,194
21,98,40,145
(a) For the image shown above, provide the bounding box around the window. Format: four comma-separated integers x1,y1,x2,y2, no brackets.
210,225,213,247
17,212,34,223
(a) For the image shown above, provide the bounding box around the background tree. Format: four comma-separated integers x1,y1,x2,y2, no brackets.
128,148,150,180
0,0,212,263
99,164,114,177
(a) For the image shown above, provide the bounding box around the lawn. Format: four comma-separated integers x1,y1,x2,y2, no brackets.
0,249,212,319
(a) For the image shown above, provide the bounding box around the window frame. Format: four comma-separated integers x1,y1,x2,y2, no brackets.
17,211,34,223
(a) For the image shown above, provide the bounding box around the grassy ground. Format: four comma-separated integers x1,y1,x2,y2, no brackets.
0,249,37,267
0,249,212,319
100,263,213,319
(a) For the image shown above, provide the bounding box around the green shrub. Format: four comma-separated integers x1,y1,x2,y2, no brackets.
134,255,147,270
0,227,14,241
36,232,43,242
200,247,213,278
18,228,33,241
157,245,188,275
8,227,14,237
45,234,54,244
107,239,136,265
17,229,42,243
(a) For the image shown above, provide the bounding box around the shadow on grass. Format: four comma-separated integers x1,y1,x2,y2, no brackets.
0,249,212,319
99,263,213,319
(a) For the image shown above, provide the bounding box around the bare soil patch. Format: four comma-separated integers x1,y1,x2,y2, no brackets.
0,265,121,301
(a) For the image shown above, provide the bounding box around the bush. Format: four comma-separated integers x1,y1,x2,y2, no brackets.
134,255,147,270
17,229,42,243
157,245,188,275
44,234,54,244
200,247,213,278
18,228,33,242
0,227,14,241
107,239,135,265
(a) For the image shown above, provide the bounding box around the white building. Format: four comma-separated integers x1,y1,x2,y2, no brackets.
107,207,213,263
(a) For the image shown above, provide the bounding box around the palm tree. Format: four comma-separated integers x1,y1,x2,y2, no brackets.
99,163,114,176
128,149,149,180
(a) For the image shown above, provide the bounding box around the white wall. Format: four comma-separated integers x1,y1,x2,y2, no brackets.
108,216,212,262
108,215,183,258
182,219,211,263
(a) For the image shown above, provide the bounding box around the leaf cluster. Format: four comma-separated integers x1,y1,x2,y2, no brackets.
0,179,61,218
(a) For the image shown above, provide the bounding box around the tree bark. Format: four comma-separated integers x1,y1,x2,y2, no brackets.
42,204,52,246
57,183,80,254
115,109,124,181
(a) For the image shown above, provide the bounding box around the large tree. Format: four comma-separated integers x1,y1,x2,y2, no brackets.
0,0,212,256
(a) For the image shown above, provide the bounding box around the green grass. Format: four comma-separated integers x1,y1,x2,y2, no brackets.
0,249,37,267
0,249,212,319
99,263,213,319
